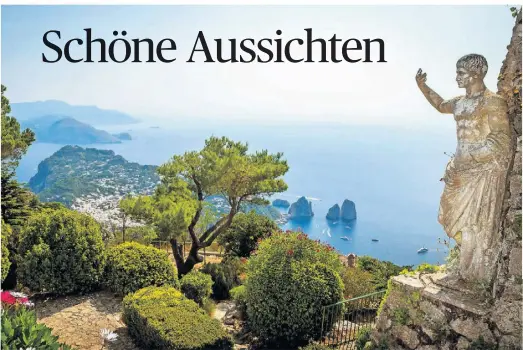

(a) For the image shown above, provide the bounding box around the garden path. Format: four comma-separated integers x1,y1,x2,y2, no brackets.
35,290,138,350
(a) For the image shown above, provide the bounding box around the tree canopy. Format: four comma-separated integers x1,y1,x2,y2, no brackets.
1,85,35,172
122,136,289,275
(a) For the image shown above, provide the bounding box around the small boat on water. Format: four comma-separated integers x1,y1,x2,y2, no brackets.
372,239,379,242
340,236,350,241
417,247,428,254
332,221,338,225
345,226,351,229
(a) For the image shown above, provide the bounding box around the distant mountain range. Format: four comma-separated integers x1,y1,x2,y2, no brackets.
11,100,138,125
21,116,128,144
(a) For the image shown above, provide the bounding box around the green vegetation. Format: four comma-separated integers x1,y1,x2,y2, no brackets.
125,136,289,276
357,256,411,290
218,210,278,258
354,327,372,350
1,220,12,282
340,266,375,299
104,242,178,296
230,285,247,313
1,306,74,350
122,285,233,350
392,307,410,325
1,85,35,172
244,232,344,346
180,270,213,305
201,258,245,300
17,208,105,295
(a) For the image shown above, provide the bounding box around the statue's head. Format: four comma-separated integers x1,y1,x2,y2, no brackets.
455,54,488,88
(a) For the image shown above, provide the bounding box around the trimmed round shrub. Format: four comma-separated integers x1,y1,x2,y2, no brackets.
201,258,245,300
1,306,74,349
1,220,12,283
122,285,234,350
104,242,178,296
245,232,344,346
180,270,212,305
17,208,105,295
218,210,278,258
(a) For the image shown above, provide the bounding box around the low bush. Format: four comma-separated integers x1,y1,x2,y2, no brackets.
180,270,212,305
357,256,411,290
122,285,233,350
245,231,344,346
17,208,105,295
218,211,278,258
230,285,246,313
354,327,371,350
340,267,375,299
201,258,245,300
104,242,178,296
1,306,74,350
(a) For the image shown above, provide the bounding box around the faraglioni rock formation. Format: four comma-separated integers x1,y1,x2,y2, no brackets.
288,196,314,219
341,199,357,221
326,204,341,220
272,199,290,208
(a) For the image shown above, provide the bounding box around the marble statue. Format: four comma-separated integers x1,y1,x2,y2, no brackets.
416,54,511,281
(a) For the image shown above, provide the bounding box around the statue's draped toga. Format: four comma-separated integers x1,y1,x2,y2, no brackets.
438,90,510,281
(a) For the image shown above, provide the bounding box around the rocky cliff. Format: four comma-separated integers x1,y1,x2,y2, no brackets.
272,199,291,208
341,199,357,221
288,196,314,219
326,204,341,220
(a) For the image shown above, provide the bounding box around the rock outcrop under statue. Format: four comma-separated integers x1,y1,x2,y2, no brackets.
272,199,290,208
326,204,341,220
341,199,357,221
288,196,313,219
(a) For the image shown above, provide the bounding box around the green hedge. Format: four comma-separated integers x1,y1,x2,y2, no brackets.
180,270,212,305
201,258,244,300
104,242,178,296
17,208,105,295
245,231,344,346
1,306,74,350
122,286,233,350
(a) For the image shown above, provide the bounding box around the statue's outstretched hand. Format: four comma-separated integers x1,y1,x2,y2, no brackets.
416,68,427,87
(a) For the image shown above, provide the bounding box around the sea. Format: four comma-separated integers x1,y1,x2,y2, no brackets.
16,118,457,268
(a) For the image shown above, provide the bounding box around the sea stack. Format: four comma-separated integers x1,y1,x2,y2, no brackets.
288,196,314,219
341,199,357,221
272,199,291,208
326,204,341,221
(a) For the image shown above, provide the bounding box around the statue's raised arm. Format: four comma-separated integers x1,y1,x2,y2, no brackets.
416,68,455,114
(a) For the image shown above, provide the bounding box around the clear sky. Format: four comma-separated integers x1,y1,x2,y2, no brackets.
1,5,517,126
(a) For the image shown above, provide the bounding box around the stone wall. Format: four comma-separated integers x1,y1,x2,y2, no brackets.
373,272,520,349
370,12,522,350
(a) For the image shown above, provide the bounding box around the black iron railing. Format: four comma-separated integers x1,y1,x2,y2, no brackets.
320,290,386,349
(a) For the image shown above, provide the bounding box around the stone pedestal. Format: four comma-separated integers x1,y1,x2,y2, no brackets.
372,272,522,349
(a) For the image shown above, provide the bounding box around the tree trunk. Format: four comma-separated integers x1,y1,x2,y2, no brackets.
169,238,186,277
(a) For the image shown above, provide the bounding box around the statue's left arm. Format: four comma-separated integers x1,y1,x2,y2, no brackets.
469,96,511,164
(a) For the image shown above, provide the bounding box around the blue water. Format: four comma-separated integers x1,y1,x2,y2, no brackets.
16,120,456,267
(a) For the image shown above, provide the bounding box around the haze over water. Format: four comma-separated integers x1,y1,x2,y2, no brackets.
17,119,456,267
